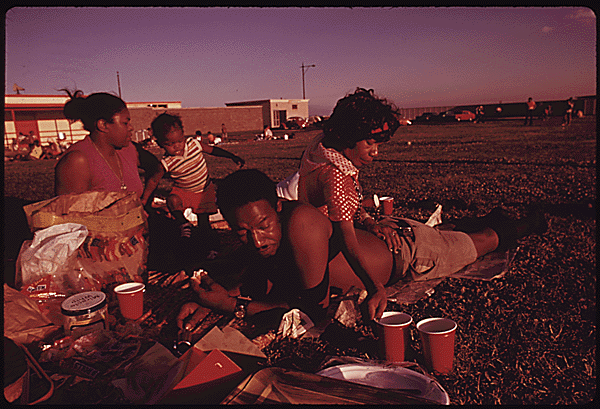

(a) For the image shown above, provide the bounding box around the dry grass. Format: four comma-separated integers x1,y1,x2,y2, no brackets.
4,117,596,404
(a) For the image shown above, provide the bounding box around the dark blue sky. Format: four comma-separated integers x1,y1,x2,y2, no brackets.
5,7,596,116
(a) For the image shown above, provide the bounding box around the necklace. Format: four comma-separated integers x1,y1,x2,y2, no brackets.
91,141,127,191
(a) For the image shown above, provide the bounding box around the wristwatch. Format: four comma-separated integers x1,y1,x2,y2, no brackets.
234,296,252,320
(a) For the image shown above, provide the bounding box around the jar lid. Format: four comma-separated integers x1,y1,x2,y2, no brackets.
61,291,107,316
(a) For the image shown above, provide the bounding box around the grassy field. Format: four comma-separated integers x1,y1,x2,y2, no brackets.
3,117,596,404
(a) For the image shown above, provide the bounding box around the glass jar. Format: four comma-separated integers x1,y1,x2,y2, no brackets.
61,291,108,339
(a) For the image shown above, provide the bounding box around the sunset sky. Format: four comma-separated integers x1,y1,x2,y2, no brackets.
5,7,596,116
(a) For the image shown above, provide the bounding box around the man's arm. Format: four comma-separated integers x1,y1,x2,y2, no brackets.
287,204,333,288
286,204,334,317
177,272,289,331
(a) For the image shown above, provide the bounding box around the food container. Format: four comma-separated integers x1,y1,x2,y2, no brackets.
61,291,108,339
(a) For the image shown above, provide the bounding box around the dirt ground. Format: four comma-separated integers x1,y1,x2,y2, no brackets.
4,117,596,404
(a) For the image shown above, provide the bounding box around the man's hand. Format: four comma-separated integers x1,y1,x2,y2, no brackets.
190,274,235,313
176,302,204,331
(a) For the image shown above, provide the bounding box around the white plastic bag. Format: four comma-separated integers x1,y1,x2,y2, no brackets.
17,223,88,285
16,223,99,325
277,309,314,339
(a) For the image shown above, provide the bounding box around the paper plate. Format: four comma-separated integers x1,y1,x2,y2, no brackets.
316,364,450,405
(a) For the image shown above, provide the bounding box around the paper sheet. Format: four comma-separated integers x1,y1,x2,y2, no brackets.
193,326,266,358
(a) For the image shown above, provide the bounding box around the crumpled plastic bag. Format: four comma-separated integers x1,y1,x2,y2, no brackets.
277,309,314,339
16,223,88,286
15,223,100,326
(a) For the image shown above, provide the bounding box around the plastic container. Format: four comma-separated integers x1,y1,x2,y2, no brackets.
61,291,108,339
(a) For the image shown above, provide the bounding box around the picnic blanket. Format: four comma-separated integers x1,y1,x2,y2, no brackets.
386,247,518,305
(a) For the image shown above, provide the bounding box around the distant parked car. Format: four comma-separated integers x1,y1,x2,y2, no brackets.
285,116,309,129
453,110,476,121
414,112,437,123
437,111,458,122
398,118,412,126
437,110,476,123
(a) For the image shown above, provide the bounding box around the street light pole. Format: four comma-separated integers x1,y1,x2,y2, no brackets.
301,63,316,99
116,71,122,99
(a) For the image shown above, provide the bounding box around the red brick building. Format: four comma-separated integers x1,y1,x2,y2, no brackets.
4,94,266,148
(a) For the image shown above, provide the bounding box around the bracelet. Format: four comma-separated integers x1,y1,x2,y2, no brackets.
234,296,252,319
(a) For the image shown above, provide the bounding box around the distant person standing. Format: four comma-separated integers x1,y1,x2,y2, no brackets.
475,105,485,123
221,123,228,142
195,130,202,142
524,97,536,126
562,97,574,127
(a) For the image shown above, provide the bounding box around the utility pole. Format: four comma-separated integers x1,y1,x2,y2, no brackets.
117,71,122,99
301,63,316,99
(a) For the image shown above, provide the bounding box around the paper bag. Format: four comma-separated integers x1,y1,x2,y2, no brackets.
23,191,148,291
4,284,61,345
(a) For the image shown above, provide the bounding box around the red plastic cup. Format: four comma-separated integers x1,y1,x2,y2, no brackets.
417,317,457,374
114,282,145,320
380,196,394,215
376,311,413,362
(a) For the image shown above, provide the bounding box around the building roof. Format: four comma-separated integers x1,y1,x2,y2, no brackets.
225,98,309,106
4,94,181,109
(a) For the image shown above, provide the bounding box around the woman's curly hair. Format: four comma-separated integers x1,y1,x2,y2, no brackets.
321,88,400,151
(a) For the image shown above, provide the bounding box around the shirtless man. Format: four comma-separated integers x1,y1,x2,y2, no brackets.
177,169,546,328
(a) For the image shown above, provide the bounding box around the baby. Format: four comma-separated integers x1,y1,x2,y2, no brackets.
144,113,244,257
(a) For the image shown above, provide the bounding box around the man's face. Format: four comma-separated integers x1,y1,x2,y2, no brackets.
232,199,283,258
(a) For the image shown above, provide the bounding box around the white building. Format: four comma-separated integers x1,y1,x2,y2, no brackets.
225,98,309,129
